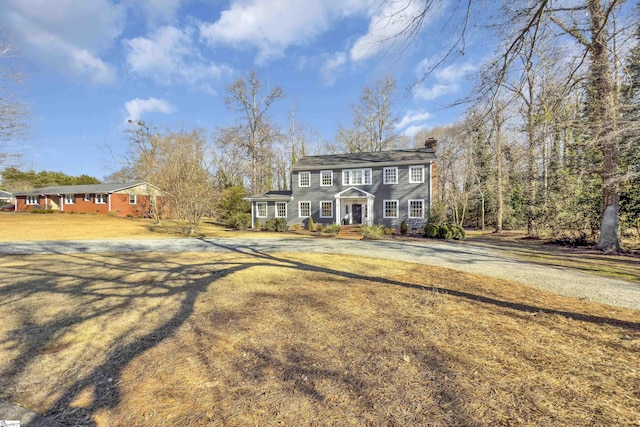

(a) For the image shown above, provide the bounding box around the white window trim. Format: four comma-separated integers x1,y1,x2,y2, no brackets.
320,170,333,187
83,194,91,202
95,194,106,204
129,194,137,205
256,202,267,218
298,201,311,218
298,171,311,187
383,199,399,218
342,168,372,186
275,201,287,218
408,199,425,219
64,194,75,204
409,165,425,184
320,200,333,218
26,195,39,205
383,167,398,184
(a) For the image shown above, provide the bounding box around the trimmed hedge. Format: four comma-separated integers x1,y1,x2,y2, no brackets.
265,218,288,232
424,223,465,240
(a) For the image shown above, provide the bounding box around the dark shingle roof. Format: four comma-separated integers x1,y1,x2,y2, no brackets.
14,182,152,196
244,190,293,201
292,147,436,171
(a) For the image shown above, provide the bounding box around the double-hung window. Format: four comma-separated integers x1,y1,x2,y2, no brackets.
64,194,75,204
408,200,424,218
129,194,137,205
409,166,425,183
298,171,311,187
320,170,333,186
256,202,267,218
95,194,106,204
83,194,91,202
320,201,333,218
276,202,287,218
384,200,399,218
299,201,311,218
383,167,398,184
342,168,372,185
26,195,39,205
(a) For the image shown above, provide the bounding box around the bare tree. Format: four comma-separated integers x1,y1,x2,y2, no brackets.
217,70,284,194
399,0,635,251
0,32,28,165
337,75,398,152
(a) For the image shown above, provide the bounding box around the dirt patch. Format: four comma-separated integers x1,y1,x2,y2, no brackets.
0,252,638,426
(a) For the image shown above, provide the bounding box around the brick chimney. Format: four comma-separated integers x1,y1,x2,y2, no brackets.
424,137,437,151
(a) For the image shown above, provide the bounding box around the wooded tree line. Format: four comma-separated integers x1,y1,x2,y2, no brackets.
411,0,639,251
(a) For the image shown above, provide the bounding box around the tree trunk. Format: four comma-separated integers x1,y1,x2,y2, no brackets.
590,0,620,251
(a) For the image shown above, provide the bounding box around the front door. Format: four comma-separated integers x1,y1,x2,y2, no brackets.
352,204,362,224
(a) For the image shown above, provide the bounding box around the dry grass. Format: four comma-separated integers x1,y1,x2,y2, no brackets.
0,212,303,241
464,230,640,284
0,251,638,426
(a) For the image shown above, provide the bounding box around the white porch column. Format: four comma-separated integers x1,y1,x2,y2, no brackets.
368,197,374,226
428,162,433,207
108,194,112,211
251,203,255,228
60,195,64,211
334,198,341,225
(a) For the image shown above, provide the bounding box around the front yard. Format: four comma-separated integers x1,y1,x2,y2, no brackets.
0,251,638,426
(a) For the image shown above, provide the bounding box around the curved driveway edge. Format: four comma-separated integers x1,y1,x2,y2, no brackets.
2,237,639,310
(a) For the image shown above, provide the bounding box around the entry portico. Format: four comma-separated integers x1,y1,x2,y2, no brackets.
334,187,374,226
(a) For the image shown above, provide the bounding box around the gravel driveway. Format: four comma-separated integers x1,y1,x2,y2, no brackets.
2,237,639,310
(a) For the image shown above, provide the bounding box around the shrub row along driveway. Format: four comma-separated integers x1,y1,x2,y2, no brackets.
4,237,639,310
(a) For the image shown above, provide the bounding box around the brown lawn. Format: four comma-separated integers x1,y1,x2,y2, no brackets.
0,212,302,241
0,251,638,426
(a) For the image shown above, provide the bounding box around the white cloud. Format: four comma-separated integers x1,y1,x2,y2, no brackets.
396,109,432,130
434,62,477,81
401,124,429,138
350,0,441,62
319,52,347,85
0,0,124,84
137,0,183,26
199,0,375,63
124,97,175,122
124,26,231,85
414,83,459,101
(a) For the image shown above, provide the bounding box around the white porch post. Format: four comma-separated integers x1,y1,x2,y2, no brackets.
60,194,64,211
108,194,112,211
335,198,341,225
428,162,433,207
251,202,255,228
368,197,374,226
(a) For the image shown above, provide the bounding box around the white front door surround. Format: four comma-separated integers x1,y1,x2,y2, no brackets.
334,187,375,226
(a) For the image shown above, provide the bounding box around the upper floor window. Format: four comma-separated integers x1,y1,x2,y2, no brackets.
95,194,106,204
408,200,424,218
299,171,311,187
320,170,333,186
342,168,372,185
64,194,75,204
256,202,267,218
83,194,91,202
129,194,137,205
409,166,425,183
276,202,287,218
383,167,398,184
26,195,39,205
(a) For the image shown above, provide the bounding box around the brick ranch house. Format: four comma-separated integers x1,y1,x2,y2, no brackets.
245,140,437,230
14,182,170,217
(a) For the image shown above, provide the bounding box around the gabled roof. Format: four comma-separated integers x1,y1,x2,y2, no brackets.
14,182,158,196
0,190,13,198
292,147,436,171
244,190,293,202
334,187,375,199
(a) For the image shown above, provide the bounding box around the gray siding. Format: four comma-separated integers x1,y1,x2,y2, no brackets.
290,164,433,228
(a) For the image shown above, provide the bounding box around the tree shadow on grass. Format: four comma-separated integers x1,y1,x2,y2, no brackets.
0,241,637,426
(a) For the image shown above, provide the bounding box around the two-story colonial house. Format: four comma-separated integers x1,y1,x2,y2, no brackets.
245,141,437,229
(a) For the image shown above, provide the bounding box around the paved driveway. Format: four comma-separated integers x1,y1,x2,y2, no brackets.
2,237,639,310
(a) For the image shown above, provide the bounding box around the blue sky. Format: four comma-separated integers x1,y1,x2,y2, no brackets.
1,0,488,180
